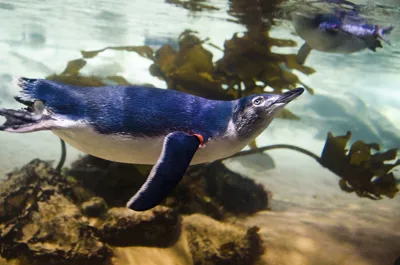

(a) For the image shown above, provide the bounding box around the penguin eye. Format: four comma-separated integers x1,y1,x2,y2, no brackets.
252,97,264,106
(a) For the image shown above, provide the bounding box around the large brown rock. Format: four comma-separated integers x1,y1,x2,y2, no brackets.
183,214,264,265
0,160,111,265
98,206,181,247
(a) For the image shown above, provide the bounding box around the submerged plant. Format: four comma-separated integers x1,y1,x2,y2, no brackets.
165,0,219,12
321,131,399,199
229,132,399,200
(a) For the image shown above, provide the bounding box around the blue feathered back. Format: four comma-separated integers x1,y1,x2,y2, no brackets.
17,78,234,139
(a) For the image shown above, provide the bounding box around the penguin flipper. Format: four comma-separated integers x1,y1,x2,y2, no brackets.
126,131,201,211
296,42,313,65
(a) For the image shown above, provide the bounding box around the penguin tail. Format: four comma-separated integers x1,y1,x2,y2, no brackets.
12,77,85,119
13,77,53,106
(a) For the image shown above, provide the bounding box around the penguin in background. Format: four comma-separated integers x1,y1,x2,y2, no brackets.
293,9,393,64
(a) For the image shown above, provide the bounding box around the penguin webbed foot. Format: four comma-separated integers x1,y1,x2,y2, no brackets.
0,108,45,132
126,131,201,211
14,95,35,107
377,25,393,45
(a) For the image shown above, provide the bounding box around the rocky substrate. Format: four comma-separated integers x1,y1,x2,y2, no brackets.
68,155,270,219
0,158,269,265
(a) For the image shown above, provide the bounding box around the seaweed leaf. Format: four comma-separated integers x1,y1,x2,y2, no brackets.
81,46,154,60
269,38,298,47
46,74,106,87
276,109,301,120
229,131,399,199
281,54,316,75
148,30,315,104
320,131,352,176
105,76,131,85
165,0,219,11
248,140,258,149
215,32,315,97
150,34,231,100
61,59,87,75
320,132,399,199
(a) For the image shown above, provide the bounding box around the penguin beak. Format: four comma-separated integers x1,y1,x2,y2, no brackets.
274,87,305,104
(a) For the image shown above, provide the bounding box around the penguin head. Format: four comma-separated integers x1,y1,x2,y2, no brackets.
232,87,304,139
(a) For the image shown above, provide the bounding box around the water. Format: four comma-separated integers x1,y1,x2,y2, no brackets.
0,0,399,264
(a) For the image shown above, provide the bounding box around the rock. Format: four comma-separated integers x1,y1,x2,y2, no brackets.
204,162,269,215
98,206,181,247
81,197,108,217
0,159,91,222
68,156,270,219
68,155,150,207
183,214,264,265
164,165,227,220
0,160,111,265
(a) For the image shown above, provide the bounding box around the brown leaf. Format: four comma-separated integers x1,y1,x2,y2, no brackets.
175,44,214,73
320,132,399,199
61,59,87,75
151,33,231,100
372,172,399,198
276,109,300,120
348,140,374,165
282,54,316,75
215,32,314,102
300,83,315,95
371,148,398,162
269,38,298,47
320,131,351,176
105,76,131,85
81,46,154,60
152,44,178,79
46,74,106,87
165,0,219,11
171,70,231,100
248,140,258,150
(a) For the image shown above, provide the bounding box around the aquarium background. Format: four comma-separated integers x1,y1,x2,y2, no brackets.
0,0,399,264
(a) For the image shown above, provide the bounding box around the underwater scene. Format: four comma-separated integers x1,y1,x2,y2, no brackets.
0,0,399,264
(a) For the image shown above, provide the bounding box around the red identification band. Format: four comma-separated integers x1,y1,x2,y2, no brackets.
193,133,205,147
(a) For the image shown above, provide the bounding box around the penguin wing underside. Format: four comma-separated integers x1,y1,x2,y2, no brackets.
126,131,201,211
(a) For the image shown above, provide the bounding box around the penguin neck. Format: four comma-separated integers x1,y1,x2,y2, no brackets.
237,114,276,141
231,104,284,142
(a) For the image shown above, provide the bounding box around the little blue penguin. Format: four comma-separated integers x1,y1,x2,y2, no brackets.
292,11,393,64
0,78,304,211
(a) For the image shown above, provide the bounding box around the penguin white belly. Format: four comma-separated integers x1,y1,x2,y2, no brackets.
52,126,246,165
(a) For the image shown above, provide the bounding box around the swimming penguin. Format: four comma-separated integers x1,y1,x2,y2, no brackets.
0,78,304,211
292,11,393,64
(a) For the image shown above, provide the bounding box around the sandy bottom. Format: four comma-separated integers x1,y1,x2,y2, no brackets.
226,147,400,265
248,204,400,265
111,230,193,265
